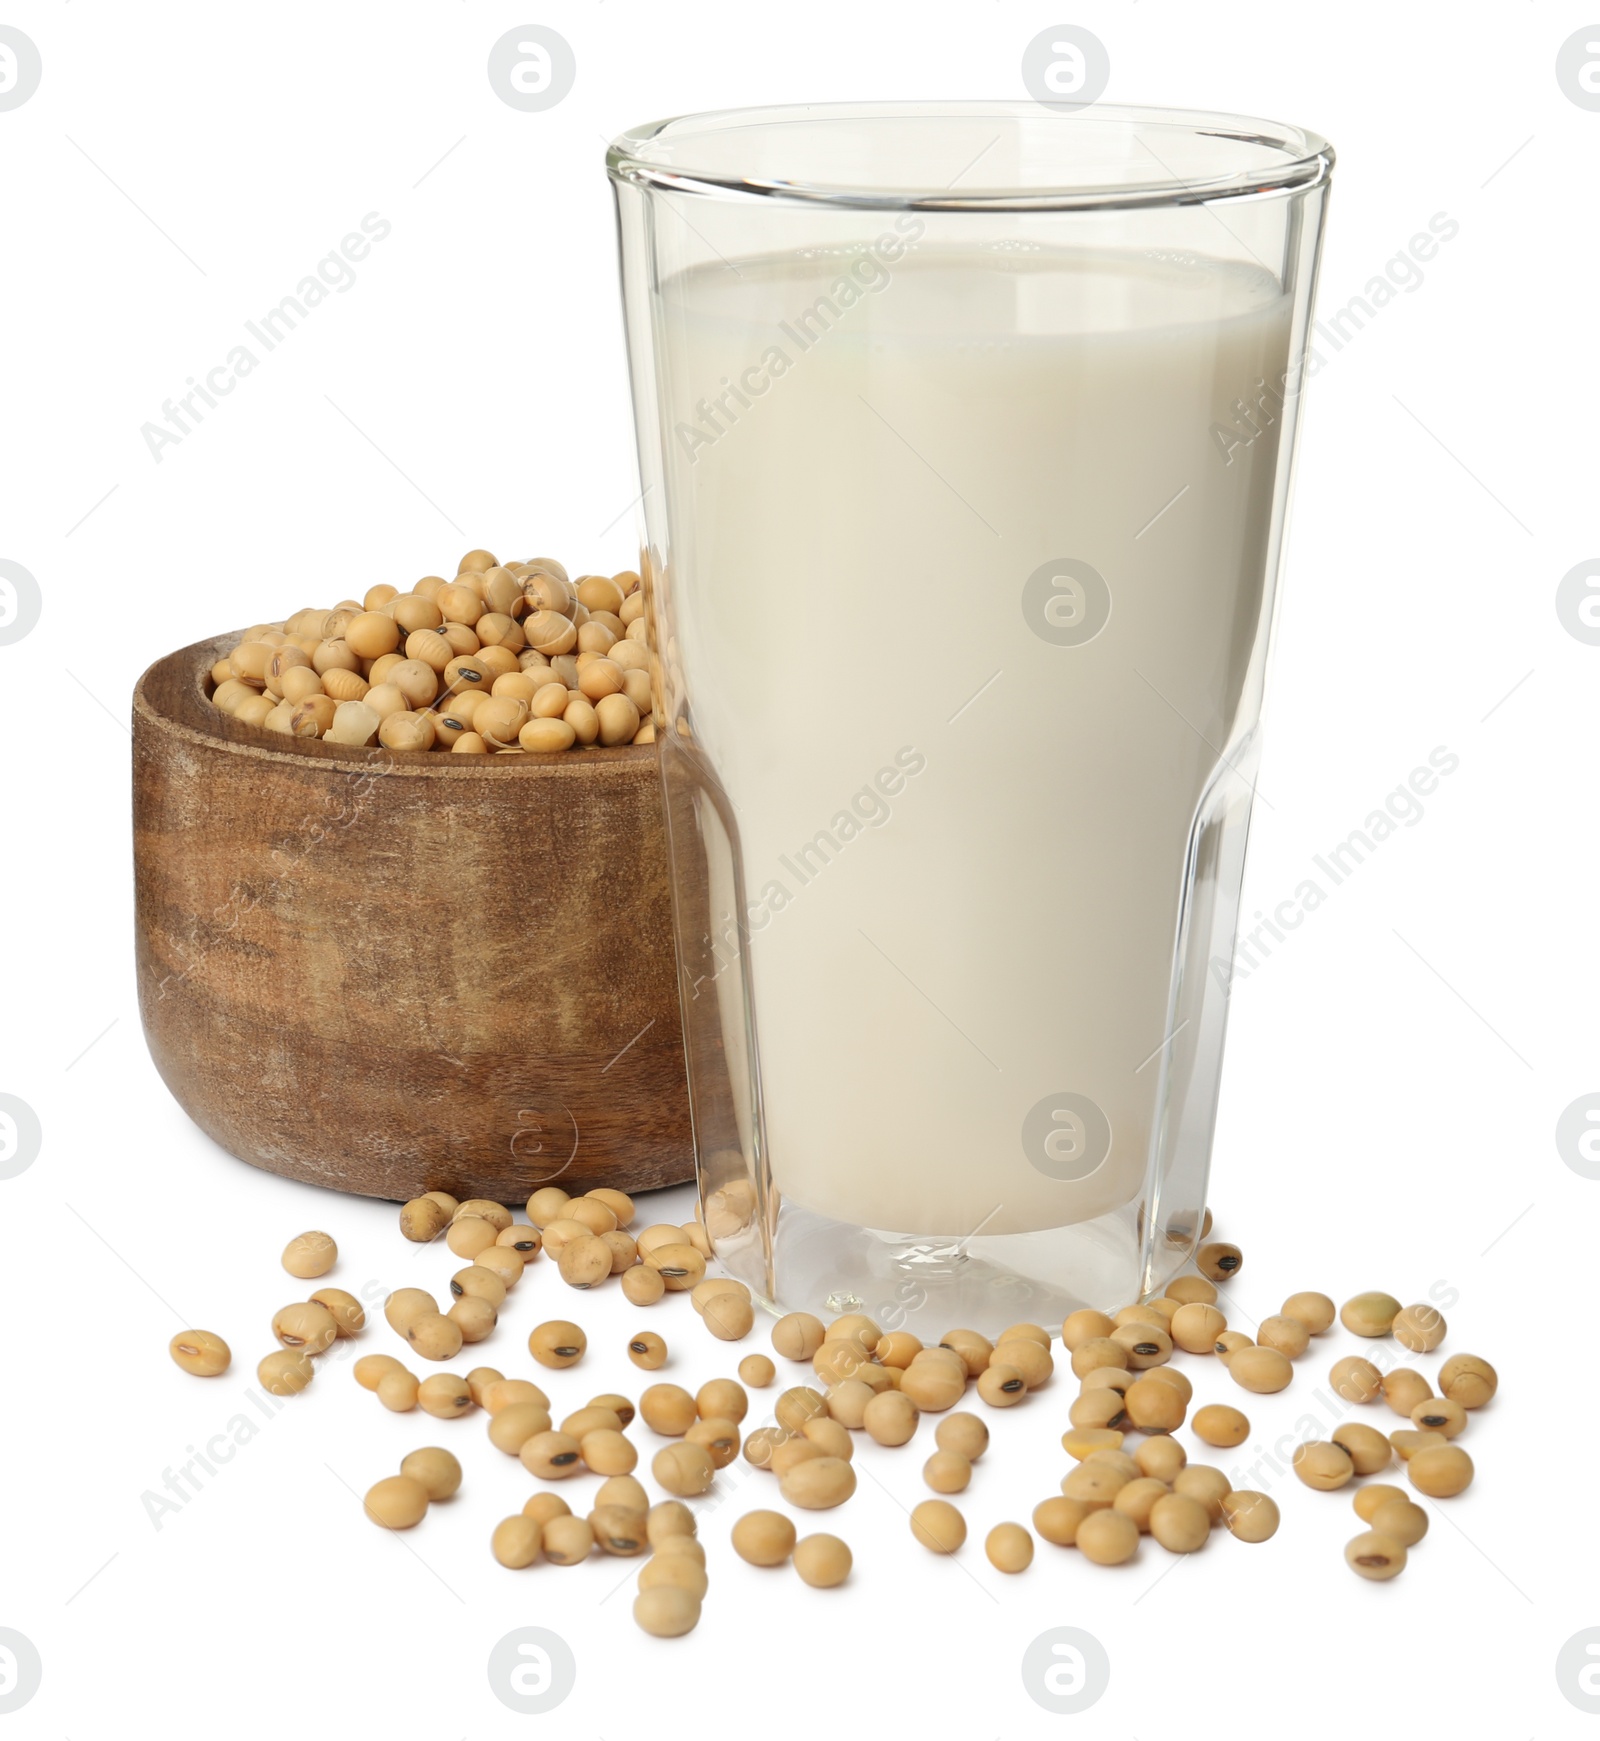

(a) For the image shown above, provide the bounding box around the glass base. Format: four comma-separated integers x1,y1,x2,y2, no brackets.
759,1200,1178,1337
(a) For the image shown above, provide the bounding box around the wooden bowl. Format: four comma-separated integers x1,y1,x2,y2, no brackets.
133,634,693,1202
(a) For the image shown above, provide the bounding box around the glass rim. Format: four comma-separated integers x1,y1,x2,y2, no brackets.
606,101,1334,213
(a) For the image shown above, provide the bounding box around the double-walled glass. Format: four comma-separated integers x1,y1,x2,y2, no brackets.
609,104,1333,1333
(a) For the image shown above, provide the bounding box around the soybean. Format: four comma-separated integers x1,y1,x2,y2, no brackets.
417,1374,473,1418
793,1533,852,1587
976,1362,1028,1406
400,1447,462,1501
1113,1478,1169,1532
910,1499,967,1554
1331,1422,1393,1475
640,1384,698,1436
522,1492,571,1525
487,1404,551,1455
1220,1490,1280,1543
1069,1338,1129,1380
595,1474,649,1513
739,1354,776,1389
992,1338,1053,1389
526,1187,571,1226
1170,1303,1226,1354
364,1475,429,1530
686,1418,741,1468
1033,1497,1092,1547
824,1380,873,1429
1330,1355,1384,1404
645,1242,705,1290
558,1234,612,1289
1340,1291,1402,1338
384,1288,436,1333
654,1442,716,1497
780,1456,856,1510
1142,1366,1192,1404
939,1329,993,1375
1256,1314,1310,1360
646,1501,697,1546
898,1361,966,1412
1228,1346,1293,1394
1353,1483,1410,1523
282,1231,337,1278
633,1587,701,1637
732,1510,796,1566
1192,1403,1249,1448
445,1218,499,1260
521,1431,584,1479
775,1386,828,1434
309,1287,365,1337
802,1418,854,1461
862,1390,919,1446
1061,1427,1126,1462
922,1451,972,1494
399,1198,449,1242
1345,1531,1406,1580
406,1313,463,1362
1061,1309,1116,1349
1196,1241,1242,1281
1438,1353,1497,1409
529,1320,586,1368
258,1349,315,1396
1070,1384,1130,1432
1149,1493,1211,1553
447,1296,497,1344
1407,1444,1473,1497
1110,1321,1172,1370
589,1505,648,1556
492,1516,542,1568
703,1292,755,1342
1292,1441,1355,1491
1381,1369,1433,1418
876,1332,923,1368
1411,1397,1468,1438
1124,1377,1186,1433
449,1266,506,1306
1135,1436,1187,1483
377,1369,419,1412
542,1515,594,1565
1393,1303,1447,1352
935,1413,989,1461
986,1523,1034,1573
497,1224,543,1258
622,1264,666,1306
1077,1509,1140,1565
628,1331,669,1371
1172,1465,1230,1522
1281,1290,1336,1333
578,1427,633,1469
170,1330,231,1377
474,1246,526,1289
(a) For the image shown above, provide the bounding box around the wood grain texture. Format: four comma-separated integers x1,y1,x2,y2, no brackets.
133,634,693,1202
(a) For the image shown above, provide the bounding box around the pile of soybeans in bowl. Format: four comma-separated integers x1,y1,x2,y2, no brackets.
205,548,656,754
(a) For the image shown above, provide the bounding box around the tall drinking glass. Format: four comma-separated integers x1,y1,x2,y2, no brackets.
608,104,1333,1333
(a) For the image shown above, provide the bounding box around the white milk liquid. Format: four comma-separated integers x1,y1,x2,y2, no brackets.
656,244,1291,1236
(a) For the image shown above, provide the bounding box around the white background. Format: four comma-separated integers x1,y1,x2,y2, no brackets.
3,1,1598,1734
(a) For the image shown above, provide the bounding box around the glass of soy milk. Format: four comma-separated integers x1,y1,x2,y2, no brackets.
608,104,1333,1331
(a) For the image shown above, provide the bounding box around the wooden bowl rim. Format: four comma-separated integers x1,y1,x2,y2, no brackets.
134,632,660,782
